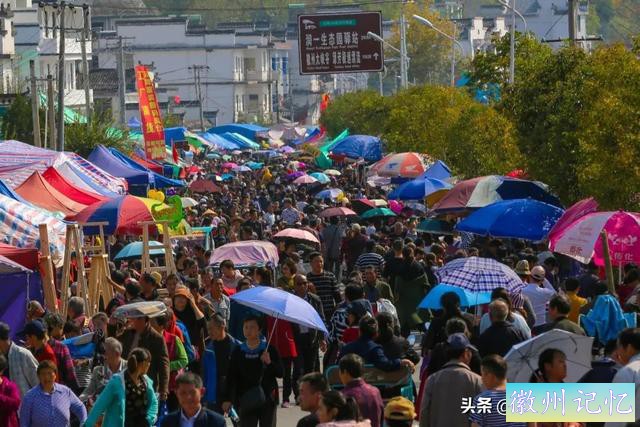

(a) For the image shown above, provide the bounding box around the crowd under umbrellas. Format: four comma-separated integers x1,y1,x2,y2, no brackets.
4,133,640,427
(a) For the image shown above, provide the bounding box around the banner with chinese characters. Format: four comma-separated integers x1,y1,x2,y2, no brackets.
135,65,166,160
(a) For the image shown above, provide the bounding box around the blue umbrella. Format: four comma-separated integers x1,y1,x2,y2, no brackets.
420,160,452,180
309,172,331,184
388,177,452,200
114,241,173,261
245,161,264,170
455,199,564,241
231,286,328,334
418,284,492,310
314,188,343,200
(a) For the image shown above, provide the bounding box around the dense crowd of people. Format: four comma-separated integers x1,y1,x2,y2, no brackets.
2,150,640,427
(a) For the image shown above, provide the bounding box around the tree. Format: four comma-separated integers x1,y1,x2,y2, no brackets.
389,1,455,86
64,113,133,158
319,90,388,137
1,94,45,144
574,44,640,210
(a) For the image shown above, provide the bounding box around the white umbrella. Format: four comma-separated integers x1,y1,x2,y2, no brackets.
180,197,198,208
504,329,593,383
324,169,342,176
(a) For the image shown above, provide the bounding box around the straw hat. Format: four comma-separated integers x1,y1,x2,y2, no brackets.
514,260,531,276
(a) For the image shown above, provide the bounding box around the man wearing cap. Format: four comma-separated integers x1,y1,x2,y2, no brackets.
384,397,415,427
522,265,556,327
419,333,482,427
118,311,170,401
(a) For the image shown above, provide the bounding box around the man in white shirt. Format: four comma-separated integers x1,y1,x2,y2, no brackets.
606,328,640,427
522,265,555,327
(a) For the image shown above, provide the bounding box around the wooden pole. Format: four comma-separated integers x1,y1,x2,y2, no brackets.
601,230,616,296
38,224,58,313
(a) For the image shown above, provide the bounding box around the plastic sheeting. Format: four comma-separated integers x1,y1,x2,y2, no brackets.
42,167,106,206
0,272,43,340
330,135,382,162
15,172,88,216
88,145,150,185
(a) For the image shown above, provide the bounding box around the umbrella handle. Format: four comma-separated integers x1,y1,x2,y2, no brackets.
266,316,279,349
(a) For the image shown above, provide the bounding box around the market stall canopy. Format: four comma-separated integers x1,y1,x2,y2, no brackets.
0,243,39,270
109,148,185,188
199,132,240,150
207,123,268,141
0,140,126,193
42,167,106,206
88,145,150,186
15,171,88,216
127,117,141,128
420,160,452,181
56,162,121,197
0,194,66,266
221,132,260,150
330,135,383,162
163,127,187,145
0,178,29,203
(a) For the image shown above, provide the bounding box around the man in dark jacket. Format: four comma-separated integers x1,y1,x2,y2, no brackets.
532,294,586,336
161,372,225,427
119,315,170,399
292,274,326,376
339,316,414,372
475,300,528,357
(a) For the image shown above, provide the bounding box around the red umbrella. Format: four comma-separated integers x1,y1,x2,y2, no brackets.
319,207,357,218
189,179,221,193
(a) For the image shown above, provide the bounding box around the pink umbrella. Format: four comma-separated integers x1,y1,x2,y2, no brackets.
274,228,320,245
550,211,640,266
209,240,279,267
293,175,318,185
319,207,357,218
548,198,599,243
221,162,238,169
388,200,404,215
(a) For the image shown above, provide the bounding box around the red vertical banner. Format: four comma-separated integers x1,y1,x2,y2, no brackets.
135,65,166,160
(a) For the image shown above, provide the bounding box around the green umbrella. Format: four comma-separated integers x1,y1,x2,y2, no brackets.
360,207,397,219
417,218,454,235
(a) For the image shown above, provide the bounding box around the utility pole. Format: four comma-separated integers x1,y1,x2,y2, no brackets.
29,60,41,147
56,1,66,151
188,65,209,131
378,70,383,96
117,36,126,125
399,4,408,90
568,0,577,46
509,0,516,84
47,74,56,150
80,4,91,123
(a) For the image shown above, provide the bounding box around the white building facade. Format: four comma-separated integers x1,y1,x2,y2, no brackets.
12,0,92,109
94,16,287,128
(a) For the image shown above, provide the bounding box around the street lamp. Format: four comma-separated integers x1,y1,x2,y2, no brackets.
413,14,464,87
367,31,410,90
498,0,526,84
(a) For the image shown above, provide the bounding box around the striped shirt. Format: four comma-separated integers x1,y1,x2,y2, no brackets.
355,252,386,272
469,389,526,427
328,306,349,343
307,271,340,319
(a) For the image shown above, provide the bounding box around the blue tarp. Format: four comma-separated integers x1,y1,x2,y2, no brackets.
221,132,260,150
207,124,268,142
109,148,185,189
199,132,240,150
164,127,188,146
0,179,28,203
127,117,141,128
88,145,150,186
330,135,383,162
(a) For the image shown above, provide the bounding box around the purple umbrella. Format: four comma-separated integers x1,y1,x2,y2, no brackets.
280,146,295,154
286,171,305,180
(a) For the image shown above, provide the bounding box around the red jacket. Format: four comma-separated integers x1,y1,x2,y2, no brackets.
266,317,298,359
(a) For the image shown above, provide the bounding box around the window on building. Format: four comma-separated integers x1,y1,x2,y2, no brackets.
43,11,49,37
248,94,259,111
245,57,256,73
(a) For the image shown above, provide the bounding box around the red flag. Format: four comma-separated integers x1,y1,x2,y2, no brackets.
172,140,179,163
